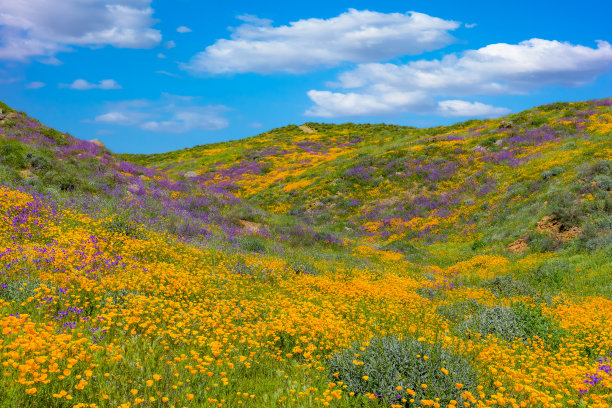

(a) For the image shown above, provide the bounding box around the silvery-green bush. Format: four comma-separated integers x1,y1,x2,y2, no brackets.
329,336,478,406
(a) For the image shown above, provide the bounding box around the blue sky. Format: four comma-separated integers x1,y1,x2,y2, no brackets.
1,0,611,154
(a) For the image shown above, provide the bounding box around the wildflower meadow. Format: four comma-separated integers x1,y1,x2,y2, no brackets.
1,99,611,408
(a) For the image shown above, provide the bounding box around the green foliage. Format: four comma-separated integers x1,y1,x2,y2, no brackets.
437,300,566,349
578,215,612,250
541,167,564,180
547,192,582,228
510,303,566,349
593,175,612,191
0,278,42,303
436,299,484,324
286,259,321,275
480,275,539,299
42,169,78,191
238,236,267,253
530,259,571,289
0,164,21,183
415,286,447,300
25,151,52,171
329,336,479,406
102,218,146,239
381,240,426,262
0,139,26,169
526,231,559,252
38,127,69,145
0,100,15,114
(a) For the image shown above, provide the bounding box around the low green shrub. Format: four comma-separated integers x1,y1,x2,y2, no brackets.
578,215,612,251
437,301,566,349
25,152,51,171
541,167,564,180
526,231,558,252
329,336,478,406
0,139,26,169
0,164,21,183
103,218,146,239
481,275,539,299
238,236,267,253
594,175,612,191
548,192,582,228
436,299,484,324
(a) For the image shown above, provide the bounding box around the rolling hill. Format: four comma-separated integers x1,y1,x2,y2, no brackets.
0,98,611,407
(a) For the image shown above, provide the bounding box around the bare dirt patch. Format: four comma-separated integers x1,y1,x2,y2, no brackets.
508,238,528,254
536,216,582,242
299,125,315,134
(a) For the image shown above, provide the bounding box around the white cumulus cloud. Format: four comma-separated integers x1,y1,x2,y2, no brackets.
183,9,460,74
65,79,122,90
0,0,161,61
26,81,46,89
93,94,229,133
306,39,612,117
176,26,192,33
437,100,510,117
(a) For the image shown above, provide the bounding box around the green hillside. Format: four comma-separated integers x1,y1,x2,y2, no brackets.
1,98,611,408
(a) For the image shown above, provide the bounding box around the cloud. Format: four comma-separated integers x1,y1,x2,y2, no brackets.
305,89,434,117
183,9,459,74
177,26,192,33
0,0,161,61
63,79,122,90
306,39,612,117
93,94,229,133
155,70,180,78
163,40,176,49
26,81,46,89
437,100,510,117
95,111,139,125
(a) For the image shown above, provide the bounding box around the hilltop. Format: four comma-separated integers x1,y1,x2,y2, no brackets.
0,98,611,407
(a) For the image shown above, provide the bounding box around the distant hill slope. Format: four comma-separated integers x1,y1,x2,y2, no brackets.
2,97,612,275
125,99,612,259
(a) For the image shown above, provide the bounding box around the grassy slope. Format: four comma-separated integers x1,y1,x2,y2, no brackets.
126,100,612,293
0,99,611,408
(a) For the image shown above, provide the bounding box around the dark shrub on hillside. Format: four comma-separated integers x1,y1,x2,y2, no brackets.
579,160,611,179
42,170,78,191
329,336,478,406
239,236,266,253
526,231,559,252
25,152,51,171
541,167,564,180
548,192,582,228
471,240,485,251
578,216,612,251
594,175,612,191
